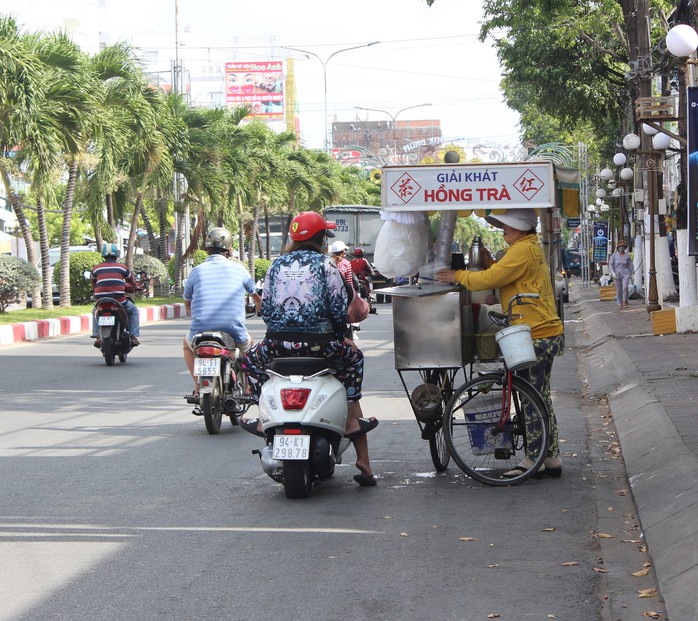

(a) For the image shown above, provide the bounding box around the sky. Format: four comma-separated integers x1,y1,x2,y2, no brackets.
0,0,522,152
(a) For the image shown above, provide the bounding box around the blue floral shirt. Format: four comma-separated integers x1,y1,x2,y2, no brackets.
262,249,348,341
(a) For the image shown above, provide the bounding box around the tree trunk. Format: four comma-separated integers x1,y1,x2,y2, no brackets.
59,160,78,307
248,193,260,278
125,192,143,271
36,197,53,310
238,195,246,262
174,209,186,296
141,207,157,256
1,169,37,266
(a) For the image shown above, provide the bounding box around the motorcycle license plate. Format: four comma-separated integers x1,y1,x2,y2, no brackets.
193,357,221,376
98,315,115,326
272,435,310,460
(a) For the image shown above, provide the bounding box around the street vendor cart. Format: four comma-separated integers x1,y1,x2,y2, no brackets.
374,161,580,474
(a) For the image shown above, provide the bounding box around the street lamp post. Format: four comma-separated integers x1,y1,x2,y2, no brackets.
354,104,432,162
283,42,380,153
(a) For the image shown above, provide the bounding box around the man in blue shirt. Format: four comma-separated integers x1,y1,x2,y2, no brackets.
183,227,261,396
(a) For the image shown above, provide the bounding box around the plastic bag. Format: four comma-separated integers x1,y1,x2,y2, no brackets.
374,220,428,278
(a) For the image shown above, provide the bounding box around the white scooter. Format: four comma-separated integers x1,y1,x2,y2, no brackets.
248,357,352,499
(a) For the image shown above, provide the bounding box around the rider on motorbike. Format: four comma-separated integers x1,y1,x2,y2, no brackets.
240,211,378,486
183,227,261,398
91,243,140,346
350,248,375,300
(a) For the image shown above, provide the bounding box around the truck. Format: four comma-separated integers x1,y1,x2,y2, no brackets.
323,205,394,301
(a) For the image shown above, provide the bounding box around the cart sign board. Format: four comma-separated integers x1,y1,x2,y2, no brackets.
381,162,556,212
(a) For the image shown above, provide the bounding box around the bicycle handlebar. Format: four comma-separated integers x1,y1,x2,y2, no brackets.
487,293,540,328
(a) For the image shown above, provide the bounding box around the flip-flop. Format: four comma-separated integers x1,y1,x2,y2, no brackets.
240,418,265,438
344,417,379,439
353,473,377,487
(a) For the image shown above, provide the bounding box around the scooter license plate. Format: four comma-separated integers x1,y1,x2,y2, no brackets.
193,357,220,376
98,315,115,326
272,435,310,460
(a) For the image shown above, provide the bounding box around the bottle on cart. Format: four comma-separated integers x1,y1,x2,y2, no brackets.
468,236,483,270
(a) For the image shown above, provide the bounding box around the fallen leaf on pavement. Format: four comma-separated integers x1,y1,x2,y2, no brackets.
597,533,614,538
632,568,651,577
459,536,479,542
642,612,663,619
487,614,500,619
561,561,579,566
638,588,658,598
487,564,499,568
593,567,609,573
542,527,556,532
399,532,409,537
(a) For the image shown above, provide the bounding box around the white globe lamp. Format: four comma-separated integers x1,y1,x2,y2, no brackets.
666,24,698,58
613,153,627,166
642,122,659,135
600,203,610,213
612,188,623,198
620,167,634,181
623,133,641,151
652,132,671,151
595,188,607,199
599,168,614,182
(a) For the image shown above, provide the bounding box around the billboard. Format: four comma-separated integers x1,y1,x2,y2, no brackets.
688,86,698,255
225,60,285,120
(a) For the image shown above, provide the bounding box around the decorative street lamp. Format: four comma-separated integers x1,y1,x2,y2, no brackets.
354,104,432,162
283,42,380,153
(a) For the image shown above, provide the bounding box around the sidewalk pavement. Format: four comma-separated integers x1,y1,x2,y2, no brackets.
573,280,698,621
0,303,188,346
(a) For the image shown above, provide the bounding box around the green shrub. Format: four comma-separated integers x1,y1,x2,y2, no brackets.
57,251,102,304
253,258,271,282
133,254,168,284
0,256,40,312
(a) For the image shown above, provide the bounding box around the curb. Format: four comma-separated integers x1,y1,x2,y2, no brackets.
0,303,188,346
577,293,698,620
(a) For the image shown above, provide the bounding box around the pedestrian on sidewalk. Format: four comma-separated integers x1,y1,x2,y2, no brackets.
608,240,632,310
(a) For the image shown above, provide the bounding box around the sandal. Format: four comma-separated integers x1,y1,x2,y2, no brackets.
240,418,265,438
353,473,377,487
344,417,379,439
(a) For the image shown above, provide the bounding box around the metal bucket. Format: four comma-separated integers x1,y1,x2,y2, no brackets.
494,324,537,371
411,383,442,422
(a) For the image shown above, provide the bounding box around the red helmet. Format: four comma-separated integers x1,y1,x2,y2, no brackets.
352,248,364,257
289,211,336,241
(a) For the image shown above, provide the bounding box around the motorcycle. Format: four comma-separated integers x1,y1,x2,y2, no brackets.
246,357,352,499
186,331,251,434
93,296,134,366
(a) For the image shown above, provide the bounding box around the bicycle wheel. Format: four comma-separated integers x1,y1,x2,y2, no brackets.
428,421,450,472
423,370,451,472
444,372,549,486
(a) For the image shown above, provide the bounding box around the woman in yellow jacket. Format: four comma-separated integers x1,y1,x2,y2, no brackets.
436,209,564,479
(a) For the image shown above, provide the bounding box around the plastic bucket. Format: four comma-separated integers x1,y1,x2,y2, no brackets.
494,324,537,371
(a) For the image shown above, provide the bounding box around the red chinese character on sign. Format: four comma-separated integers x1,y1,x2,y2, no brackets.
390,173,421,204
514,169,544,201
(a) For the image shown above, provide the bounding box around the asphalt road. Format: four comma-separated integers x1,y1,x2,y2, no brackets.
0,304,663,621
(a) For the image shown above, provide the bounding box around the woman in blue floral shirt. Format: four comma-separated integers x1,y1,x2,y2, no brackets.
241,212,378,486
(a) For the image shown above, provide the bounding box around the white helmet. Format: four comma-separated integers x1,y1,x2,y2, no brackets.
329,240,348,255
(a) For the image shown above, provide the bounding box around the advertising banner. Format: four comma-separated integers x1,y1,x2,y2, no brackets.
592,221,609,263
225,61,284,120
688,86,698,255
380,162,555,211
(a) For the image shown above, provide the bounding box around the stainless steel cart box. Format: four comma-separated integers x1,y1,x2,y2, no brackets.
383,284,474,370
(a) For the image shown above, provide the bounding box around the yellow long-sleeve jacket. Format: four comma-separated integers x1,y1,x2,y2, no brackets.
453,234,563,339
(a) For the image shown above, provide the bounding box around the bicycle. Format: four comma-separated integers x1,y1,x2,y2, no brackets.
443,293,550,486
